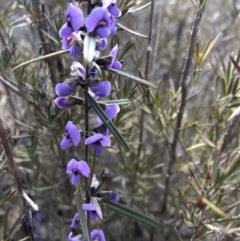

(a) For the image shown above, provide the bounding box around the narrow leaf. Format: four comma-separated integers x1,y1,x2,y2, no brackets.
101,99,133,105
84,34,96,63
75,183,90,241
109,68,156,88
84,91,129,151
229,55,240,74
11,50,69,71
117,23,150,39
202,198,228,218
101,199,164,229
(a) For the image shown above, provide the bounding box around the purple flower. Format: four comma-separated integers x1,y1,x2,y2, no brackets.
68,232,83,241
55,96,75,109
97,104,120,124
55,83,75,96
70,213,79,229
60,121,80,149
85,8,112,38
106,45,122,70
59,4,84,38
66,159,90,185
90,81,111,97
82,197,103,221
85,133,111,154
97,191,120,202
91,229,106,241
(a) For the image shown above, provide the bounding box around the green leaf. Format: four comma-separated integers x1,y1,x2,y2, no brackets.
101,99,133,105
101,199,164,229
0,190,16,206
109,68,156,89
0,170,7,183
84,91,129,151
75,183,90,241
83,34,96,63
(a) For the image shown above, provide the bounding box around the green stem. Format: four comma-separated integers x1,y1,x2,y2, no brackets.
74,182,90,241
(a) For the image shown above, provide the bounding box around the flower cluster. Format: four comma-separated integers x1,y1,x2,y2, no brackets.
59,2,122,60
55,1,123,240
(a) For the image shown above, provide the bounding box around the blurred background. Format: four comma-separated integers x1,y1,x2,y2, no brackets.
1,0,240,240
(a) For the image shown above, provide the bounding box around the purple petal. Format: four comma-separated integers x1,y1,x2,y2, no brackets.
92,142,103,154
77,161,90,177
112,60,122,70
55,97,74,109
66,121,81,146
95,26,110,39
59,23,73,38
71,62,86,78
97,38,108,51
91,230,106,241
71,173,81,184
60,137,72,149
62,37,70,50
66,159,78,174
55,83,74,96
106,44,119,69
85,133,103,145
70,213,79,229
111,191,120,202
97,104,120,123
82,203,95,211
67,4,85,31
91,81,111,97
100,136,111,147
85,8,105,33
70,44,83,59
108,5,121,17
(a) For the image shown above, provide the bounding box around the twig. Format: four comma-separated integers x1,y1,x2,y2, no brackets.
161,7,203,213
137,0,155,158
217,222,240,241
0,118,35,241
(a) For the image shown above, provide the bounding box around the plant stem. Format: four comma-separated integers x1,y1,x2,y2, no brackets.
161,6,203,213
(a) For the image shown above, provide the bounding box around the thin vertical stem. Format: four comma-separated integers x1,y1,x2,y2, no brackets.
161,7,203,213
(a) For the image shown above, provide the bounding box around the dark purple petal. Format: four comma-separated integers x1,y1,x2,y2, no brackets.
71,173,81,184
95,26,110,39
55,83,74,96
85,133,103,145
60,136,72,149
59,23,73,38
92,142,103,154
67,4,85,31
77,161,90,177
106,44,119,69
96,38,108,51
111,191,120,202
66,159,78,174
66,121,81,146
91,81,111,97
82,203,98,221
55,97,74,109
70,44,83,59
91,230,106,241
70,213,79,229
100,136,111,147
108,5,121,17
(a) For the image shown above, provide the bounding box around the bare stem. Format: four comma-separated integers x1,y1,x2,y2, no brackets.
0,118,35,241
161,7,203,213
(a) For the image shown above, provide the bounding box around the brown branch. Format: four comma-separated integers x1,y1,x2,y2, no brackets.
0,118,35,241
217,222,240,241
161,7,203,213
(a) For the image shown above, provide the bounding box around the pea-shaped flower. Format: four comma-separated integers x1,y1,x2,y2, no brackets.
61,121,81,149
59,4,84,38
85,133,111,154
66,159,90,185
85,7,112,38
82,197,103,221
